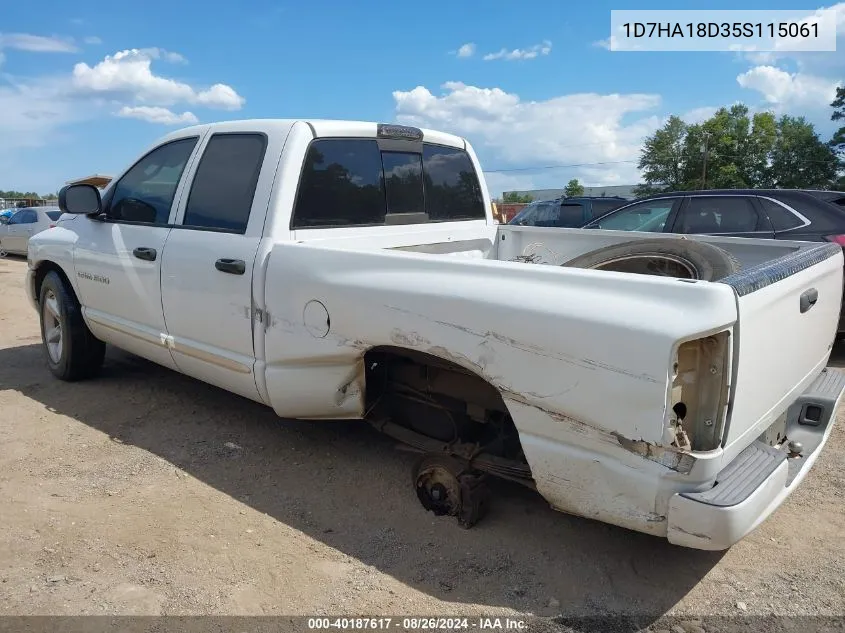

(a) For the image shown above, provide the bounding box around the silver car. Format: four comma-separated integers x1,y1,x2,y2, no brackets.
0,207,63,256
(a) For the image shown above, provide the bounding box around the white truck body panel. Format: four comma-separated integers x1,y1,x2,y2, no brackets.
25,118,844,550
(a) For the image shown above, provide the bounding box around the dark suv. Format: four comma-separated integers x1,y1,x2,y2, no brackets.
582,188,845,332
508,196,629,228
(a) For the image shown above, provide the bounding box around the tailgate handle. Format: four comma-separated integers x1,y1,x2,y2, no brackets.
800,288,819,313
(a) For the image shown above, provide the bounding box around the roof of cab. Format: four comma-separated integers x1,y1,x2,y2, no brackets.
158,118,467,150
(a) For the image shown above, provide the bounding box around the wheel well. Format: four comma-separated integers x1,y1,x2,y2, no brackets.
363,346,530,476
33,261,78,306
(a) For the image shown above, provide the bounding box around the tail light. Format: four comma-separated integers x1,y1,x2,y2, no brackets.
49,223,56,228
668,331,732,452
824,234,845,247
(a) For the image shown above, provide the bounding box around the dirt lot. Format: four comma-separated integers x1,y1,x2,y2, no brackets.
1,254,844,629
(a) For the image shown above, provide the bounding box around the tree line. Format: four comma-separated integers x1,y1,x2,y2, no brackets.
0,190,58,200
501,88,845,202
634,91,845,196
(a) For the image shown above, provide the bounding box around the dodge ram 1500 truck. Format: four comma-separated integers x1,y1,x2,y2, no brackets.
25,118,845,550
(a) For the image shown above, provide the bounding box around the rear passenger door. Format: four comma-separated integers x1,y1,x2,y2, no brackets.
668,195,774,239
159,127,284,403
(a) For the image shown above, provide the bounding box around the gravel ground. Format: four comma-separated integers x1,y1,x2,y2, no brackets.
0,254,844,632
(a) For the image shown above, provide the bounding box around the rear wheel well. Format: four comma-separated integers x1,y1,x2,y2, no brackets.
363,346,532,484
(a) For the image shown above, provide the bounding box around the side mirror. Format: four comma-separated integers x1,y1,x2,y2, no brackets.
0,216,8,225
58,184,102,215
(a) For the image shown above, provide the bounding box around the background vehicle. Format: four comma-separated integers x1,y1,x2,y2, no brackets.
581,189,845,333
0,206,62,255
806,190,845,208
509,196,628,228
24,120,844,550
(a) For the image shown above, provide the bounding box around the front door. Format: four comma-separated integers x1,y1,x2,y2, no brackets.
72,135,204,369
160,129,279,403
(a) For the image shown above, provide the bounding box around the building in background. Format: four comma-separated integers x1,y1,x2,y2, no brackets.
66,174,113,188
503,184,639,202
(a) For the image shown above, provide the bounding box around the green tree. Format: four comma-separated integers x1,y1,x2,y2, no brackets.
680,105,776,190
830,86,845,187
770,115,838,189
635,103,834,192
502,191,534,203
634,115,687,195
563,178,584,197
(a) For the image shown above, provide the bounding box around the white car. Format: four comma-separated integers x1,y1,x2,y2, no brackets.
24,119,845,550
0,206,62,256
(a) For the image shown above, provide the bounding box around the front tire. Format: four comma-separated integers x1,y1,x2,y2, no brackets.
38,270,105,381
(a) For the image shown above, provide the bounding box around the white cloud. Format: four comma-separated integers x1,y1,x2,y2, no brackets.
483,172,541,198
736,65,839,108
0,51,4,69
681,106,719,124
0,78,79,150
456,43,475,58
736,3,845,64
483,40,552,61
117,106,199,125
593,37,613,50
83,36,102,45
0,47,245,156
392,81,660,192
71,48,243,109
0,33,77,53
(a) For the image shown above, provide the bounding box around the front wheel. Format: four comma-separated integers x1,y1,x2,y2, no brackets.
38,270,105,381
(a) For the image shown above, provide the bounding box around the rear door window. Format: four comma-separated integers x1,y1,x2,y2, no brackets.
674,196,761,233
758,197,804,231
182,133,267,233
557,202,585,227
291,139,485,229
590,199,627,219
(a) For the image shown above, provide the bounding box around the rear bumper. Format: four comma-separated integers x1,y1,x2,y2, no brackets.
667,367,845,550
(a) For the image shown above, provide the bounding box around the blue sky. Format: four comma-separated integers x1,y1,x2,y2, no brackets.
1,0,843,197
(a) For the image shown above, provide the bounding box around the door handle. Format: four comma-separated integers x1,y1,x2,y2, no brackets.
800,288,818,313
132,247,157,261
215,258,246,275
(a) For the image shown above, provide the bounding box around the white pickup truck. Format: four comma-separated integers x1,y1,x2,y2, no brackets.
25,118,845,550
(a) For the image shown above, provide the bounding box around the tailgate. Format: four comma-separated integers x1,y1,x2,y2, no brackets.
721,242,843,448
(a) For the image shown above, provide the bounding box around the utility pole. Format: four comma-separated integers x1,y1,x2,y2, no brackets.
700,133,710,189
